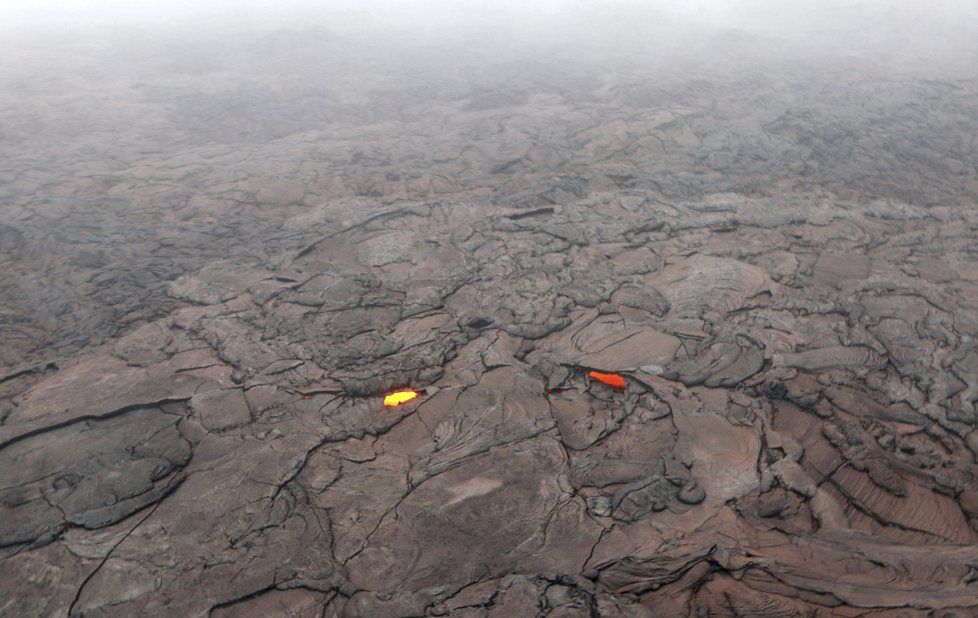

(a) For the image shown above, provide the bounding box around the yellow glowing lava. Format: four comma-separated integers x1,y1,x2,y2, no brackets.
384,390,420,407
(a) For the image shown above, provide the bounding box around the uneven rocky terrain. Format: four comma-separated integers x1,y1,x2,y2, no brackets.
3,13,978,617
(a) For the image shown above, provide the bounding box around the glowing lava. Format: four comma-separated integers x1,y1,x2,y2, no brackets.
384,390,420,407
588,371,626,389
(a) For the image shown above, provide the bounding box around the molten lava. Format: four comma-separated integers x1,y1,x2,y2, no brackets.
384,390,421,407
588,371,626,389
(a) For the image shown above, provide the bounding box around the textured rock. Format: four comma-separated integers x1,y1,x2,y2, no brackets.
3,15,978,616
1,407,191,547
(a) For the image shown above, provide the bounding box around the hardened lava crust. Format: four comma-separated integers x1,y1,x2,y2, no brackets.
3,22,978,617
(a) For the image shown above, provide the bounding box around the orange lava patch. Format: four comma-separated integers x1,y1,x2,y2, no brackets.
588,371,626,389
384,390,420,407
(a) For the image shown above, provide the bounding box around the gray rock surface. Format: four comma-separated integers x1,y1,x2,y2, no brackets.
4,15,978,617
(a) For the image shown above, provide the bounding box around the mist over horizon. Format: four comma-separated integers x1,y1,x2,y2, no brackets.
3,0,978,72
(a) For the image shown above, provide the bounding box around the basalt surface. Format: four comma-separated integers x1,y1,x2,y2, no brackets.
3,23,978,618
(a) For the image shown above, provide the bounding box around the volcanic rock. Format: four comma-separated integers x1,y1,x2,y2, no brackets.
4,15,978,617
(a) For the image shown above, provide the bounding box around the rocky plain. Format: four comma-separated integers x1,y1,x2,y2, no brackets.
3,4,978,616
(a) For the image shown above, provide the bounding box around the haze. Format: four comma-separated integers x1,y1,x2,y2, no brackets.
4,1,978,67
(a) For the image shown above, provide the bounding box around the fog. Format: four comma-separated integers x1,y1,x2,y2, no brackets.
4,0,978,67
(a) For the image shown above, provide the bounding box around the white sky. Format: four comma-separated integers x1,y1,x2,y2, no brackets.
0,0,971,27
2,0,976,59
